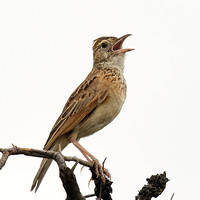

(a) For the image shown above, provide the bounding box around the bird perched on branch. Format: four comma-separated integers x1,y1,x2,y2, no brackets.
31,34,133,192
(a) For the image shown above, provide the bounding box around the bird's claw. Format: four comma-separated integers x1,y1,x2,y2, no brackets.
92,159,111,183
104,168,111,180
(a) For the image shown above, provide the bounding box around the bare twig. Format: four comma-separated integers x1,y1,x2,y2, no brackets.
84,193,96,198
97,158,107,200
0,150,10,170
170,193,175,200
71,160,79,172
0,145,92,170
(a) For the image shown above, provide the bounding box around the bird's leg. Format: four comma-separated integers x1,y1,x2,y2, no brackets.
70,139,110,182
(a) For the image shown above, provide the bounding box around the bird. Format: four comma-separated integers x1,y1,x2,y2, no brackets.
31,34,133,192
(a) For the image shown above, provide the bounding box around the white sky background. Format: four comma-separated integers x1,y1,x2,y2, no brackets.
0,0,200,199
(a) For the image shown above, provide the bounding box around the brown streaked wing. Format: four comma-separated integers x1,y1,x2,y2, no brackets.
44,69,108,150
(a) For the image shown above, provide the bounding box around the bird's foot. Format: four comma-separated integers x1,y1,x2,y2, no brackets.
70,139,111,182
92,158,111,183
104,168,111,179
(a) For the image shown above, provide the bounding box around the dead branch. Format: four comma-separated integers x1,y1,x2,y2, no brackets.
0,145,169,200
0,145,87,200
170,193,175,200
0,145,112,200
0,145,92,170
60,164,85,200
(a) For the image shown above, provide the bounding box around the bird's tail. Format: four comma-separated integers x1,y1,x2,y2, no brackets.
31,137,70,192
31,157,53,192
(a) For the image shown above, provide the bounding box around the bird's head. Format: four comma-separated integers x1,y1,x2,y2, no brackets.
92,34,134,69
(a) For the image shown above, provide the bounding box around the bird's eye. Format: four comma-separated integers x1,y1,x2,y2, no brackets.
101,43,108,48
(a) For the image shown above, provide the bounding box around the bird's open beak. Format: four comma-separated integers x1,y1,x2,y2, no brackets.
112,34,134,54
